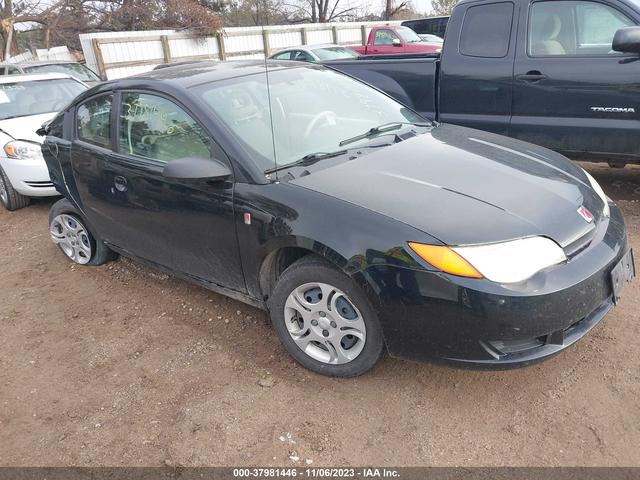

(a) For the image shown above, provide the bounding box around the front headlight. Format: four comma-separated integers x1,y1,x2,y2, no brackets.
409,236,567,284
583,169,610,218
4,140,43,160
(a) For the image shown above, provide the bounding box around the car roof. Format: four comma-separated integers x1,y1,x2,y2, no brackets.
0,72,79,84
123,60,317,89
0,60,81,67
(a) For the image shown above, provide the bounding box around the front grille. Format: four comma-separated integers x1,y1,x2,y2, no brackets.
564,225,597,258
25,181,54,188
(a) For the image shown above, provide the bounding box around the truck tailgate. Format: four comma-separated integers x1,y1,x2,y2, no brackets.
324,56,439,120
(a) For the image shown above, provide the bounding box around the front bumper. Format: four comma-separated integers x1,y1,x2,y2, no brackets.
364,203,630,368
0,155,58,197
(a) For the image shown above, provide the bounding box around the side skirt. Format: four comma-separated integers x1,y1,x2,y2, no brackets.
105,243,267,311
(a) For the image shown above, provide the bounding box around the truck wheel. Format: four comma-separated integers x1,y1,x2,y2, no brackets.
268,256,385,377
48,198,117,266
0,165,30,211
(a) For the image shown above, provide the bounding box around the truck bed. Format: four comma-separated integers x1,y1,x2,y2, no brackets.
324,55,439,120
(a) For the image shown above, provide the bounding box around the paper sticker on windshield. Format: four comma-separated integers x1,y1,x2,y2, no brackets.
0,91,10,104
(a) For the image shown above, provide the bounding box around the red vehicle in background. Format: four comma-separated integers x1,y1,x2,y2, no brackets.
349,25,441,55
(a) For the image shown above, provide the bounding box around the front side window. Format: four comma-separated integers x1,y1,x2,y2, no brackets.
460,2,514,57
374,29,399,45
529,1,634,56
291,50,314,62
77,95,112,147
119,93,210,163
193,67,425,170
7,67,20,75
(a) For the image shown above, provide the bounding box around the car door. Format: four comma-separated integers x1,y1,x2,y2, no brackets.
371,29,405,54
511,0,640,162
70,90,246,292
438,1,518,134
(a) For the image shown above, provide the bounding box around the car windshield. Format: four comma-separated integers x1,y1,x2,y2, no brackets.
397,26,423,43
24,63,100,82
311,46,359,60
0,78,86,120
192,66,427,170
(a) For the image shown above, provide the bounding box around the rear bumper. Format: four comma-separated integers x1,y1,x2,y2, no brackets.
0,155,57,197
363,203,630,368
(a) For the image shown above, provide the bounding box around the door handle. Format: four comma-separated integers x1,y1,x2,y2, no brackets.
516,71,547,82
113,175,128,192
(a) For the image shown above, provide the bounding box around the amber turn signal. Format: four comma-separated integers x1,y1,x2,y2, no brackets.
408,242,483,279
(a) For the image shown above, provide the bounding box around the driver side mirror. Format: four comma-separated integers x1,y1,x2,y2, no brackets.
613,26,640,54
392,38,402,47
162,157,231,180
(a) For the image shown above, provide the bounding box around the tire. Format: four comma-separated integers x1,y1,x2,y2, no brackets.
0,164,30,211
268,256,385,377
48,198,117,266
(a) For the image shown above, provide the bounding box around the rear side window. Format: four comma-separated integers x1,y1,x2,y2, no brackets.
77,95,112,148
460,2,515,57
119,92,210,163
272,51,292,60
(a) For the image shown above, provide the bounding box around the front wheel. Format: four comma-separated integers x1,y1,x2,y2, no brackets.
269,256,385,377
0,164,30,211
48,199,116,266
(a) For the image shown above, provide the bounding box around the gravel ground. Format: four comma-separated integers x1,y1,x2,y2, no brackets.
0,162,638,467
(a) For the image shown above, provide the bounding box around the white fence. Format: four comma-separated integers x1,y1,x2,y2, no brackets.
5,45,73,64
79,21,402,80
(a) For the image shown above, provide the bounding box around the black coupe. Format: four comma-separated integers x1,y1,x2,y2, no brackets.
41,61,634,376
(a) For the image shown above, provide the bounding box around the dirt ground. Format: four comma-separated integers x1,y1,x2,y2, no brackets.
0,162,639,467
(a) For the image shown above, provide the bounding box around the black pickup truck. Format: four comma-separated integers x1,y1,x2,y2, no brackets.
329,0,640,165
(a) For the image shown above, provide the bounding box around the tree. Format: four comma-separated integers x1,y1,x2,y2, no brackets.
383,0,410,20
0,0,225,59
431,0,457,15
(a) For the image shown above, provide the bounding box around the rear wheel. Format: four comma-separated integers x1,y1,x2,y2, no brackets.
269,256,384,377
48,199,116,266
0,165,30,211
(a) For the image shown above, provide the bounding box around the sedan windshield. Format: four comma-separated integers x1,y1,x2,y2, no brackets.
24,63,100,82
311,47,359,60
397,26,423,43
0,78,86,120
192,66,426,170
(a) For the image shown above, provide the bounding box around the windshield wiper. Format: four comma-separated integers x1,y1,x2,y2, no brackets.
338,122,429,147
264,150,348,175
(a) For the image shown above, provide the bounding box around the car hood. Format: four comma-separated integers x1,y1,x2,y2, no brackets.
0,112,56,143
291,124,603,247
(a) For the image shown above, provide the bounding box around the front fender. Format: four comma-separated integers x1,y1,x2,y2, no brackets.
234,181,438,301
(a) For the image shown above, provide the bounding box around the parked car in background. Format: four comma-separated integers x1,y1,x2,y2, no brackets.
418,34,444,44
42,61,633,377
348,25,441,55
0,73,87,210
269,44,359,62
402,16,450,39
328,0,640,166
0,61,103,86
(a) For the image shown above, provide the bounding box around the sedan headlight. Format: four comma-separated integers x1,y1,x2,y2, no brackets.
409,236,567,284
583,169,610,218
4,140,43,160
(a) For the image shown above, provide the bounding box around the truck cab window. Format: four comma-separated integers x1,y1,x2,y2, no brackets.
460,2,514,57
529,1,634,56
374,29,399,45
